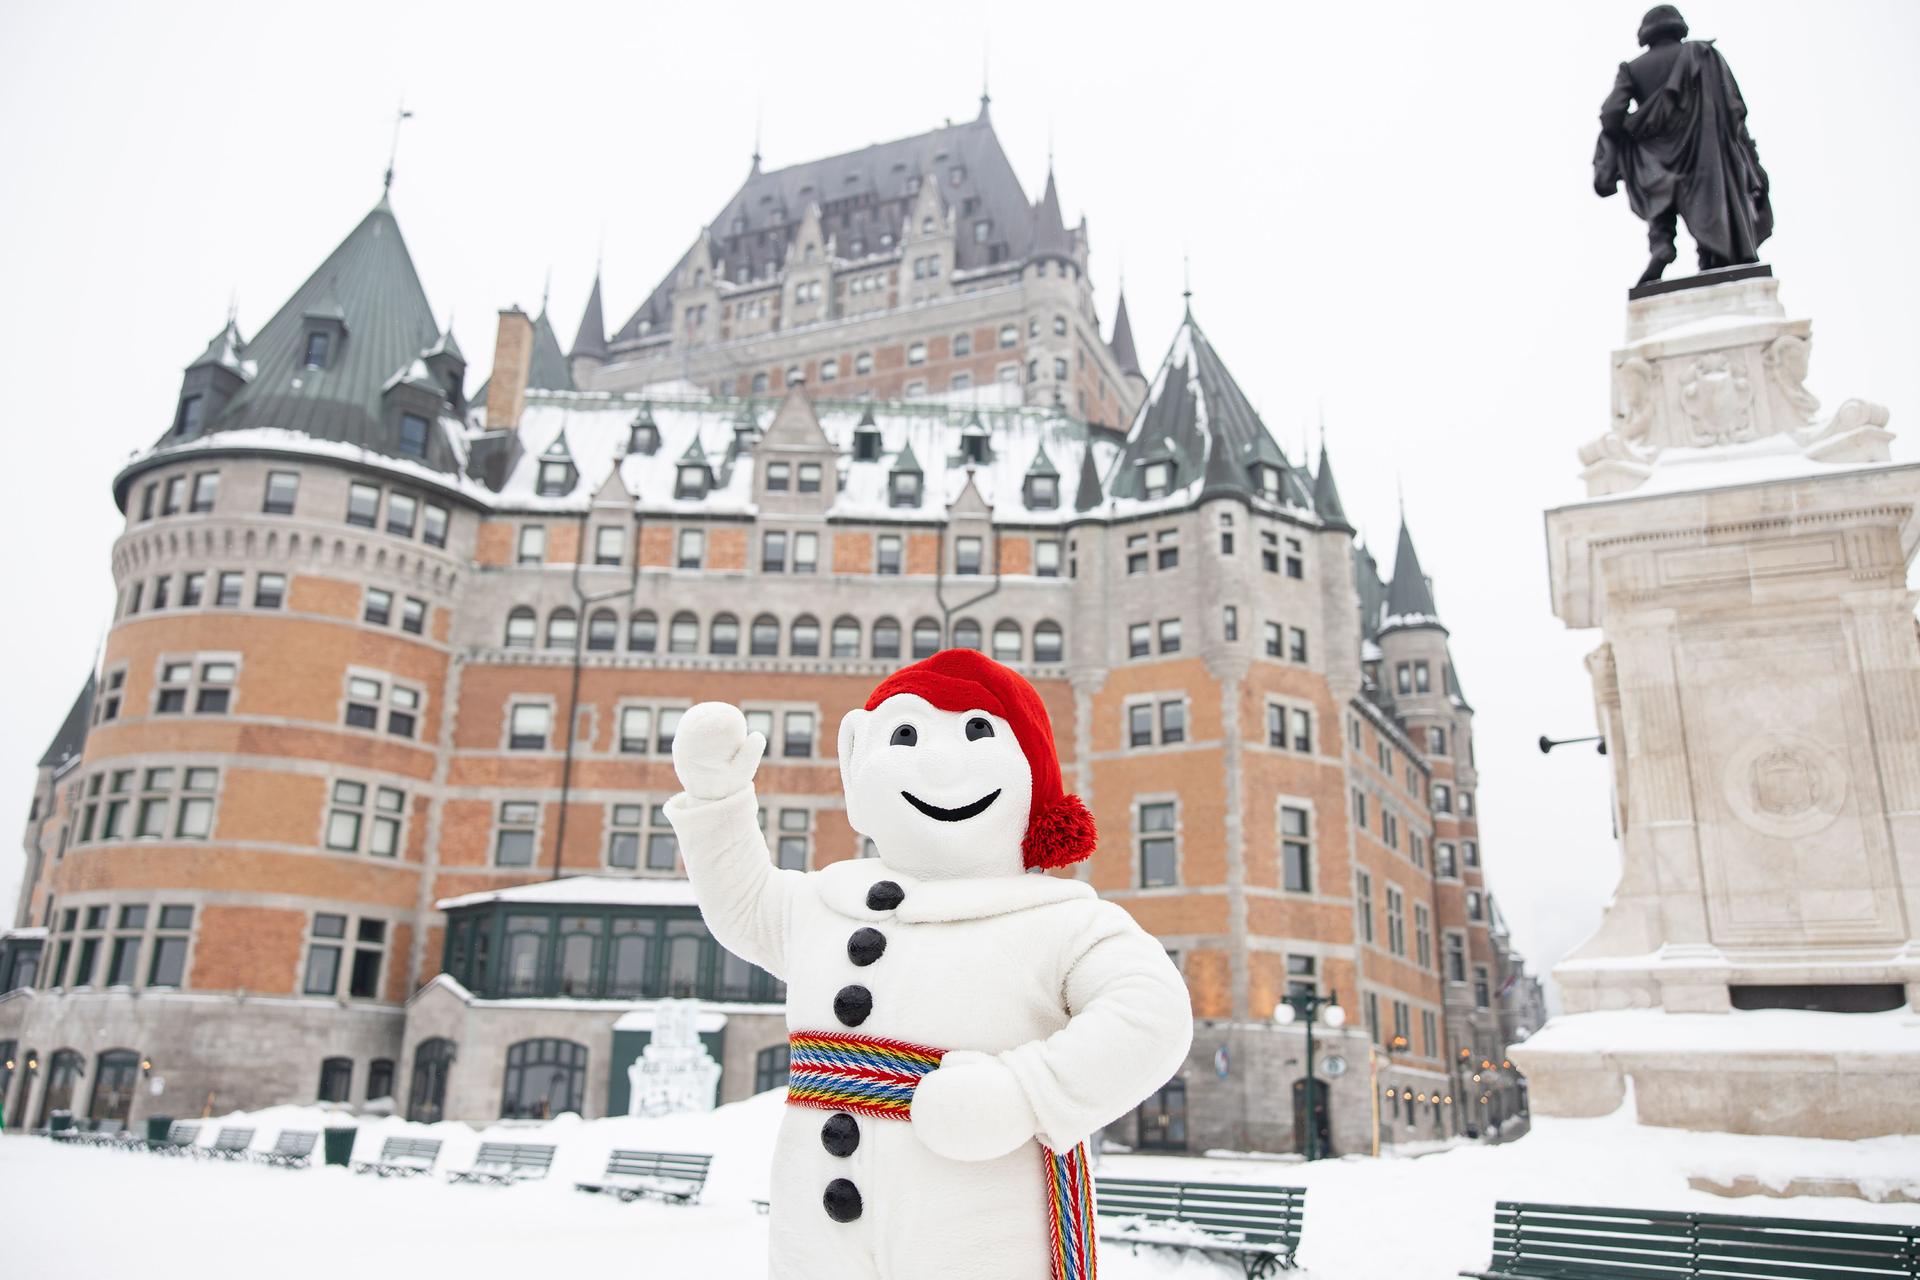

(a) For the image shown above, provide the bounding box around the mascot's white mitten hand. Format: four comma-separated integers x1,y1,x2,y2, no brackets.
672,702,765,802
911,1050,1039,1162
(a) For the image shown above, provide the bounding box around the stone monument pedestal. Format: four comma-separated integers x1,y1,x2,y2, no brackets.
625,999,723,1117
1514,270,1920,1140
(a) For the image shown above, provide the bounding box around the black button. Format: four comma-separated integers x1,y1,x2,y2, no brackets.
824,1177,863,1222
834,984,873,1027
821,1113,860,1158
847,927,887,967
866,880,905,911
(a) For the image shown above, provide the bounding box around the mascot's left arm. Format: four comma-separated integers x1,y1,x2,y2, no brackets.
913,906,1193,1161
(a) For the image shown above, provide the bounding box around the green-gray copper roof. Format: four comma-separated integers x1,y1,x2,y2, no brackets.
1384,518,1443,627
1312,441,1350,527
164,196,455,472
38,673,94,770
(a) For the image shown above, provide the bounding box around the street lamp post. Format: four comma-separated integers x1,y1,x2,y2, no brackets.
1274,988,1345,1162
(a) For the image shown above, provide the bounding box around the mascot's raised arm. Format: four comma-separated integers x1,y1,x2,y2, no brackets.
664,649,1194,1280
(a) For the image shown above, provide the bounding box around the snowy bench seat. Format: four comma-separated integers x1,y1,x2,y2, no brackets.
150,1121,200,1155
1461,1200,1920,1280
199,1127,255,1160
255,1130,318,1168
576,1150,712,1205
447,1142,555,1186
352,1136,442,1178
1096,1177,1305,1278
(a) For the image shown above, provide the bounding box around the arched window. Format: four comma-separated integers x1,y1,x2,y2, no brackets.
830,616,860,659
872,616,902,660
992,620,1023,662
791,615,821,658
668,612,699,654
318,1056,353,1103
546,608,578,649
953,618,983,651
912,618,941,659
628,611,658,653
754,1043,791,1094
504,607,536,650
710,613,740,656
89,1049,140,1127
37,1049,83,1128
366,1058,395,1102
586,609,618,651
501,1038,586,1120
407,1038,455,1123
1034,620,1064,664
750,614,780,656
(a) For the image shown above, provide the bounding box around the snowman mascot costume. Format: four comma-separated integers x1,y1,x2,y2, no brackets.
665,649,1193,1280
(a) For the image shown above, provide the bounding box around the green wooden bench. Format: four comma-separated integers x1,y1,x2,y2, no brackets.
447,1142,555,1186
199,1126,255,1160
150,1120,200,1155
255,1129,318,1168
352,1136,443,1177
1462,1201,1920,1279
1096,1177,1306,1277
576,1149,712,1204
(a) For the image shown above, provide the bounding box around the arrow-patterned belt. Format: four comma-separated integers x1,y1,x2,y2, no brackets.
784,1030,1097,1280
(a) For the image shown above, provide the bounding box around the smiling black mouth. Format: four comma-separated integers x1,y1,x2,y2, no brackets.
901,789,1002,822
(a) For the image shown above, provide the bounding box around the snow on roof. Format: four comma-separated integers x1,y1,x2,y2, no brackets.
498,391,1121,525
127,423,477,500
2,927,48,941
436,875,702,912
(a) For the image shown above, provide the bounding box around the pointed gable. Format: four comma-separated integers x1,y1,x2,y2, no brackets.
570,273,607,360
1029,168,1072,262
1109,289,1141,377
527,309,575,392
1073,441,1105,512
1312,441,1351,529
761,388,835,453
1384,518,1443,630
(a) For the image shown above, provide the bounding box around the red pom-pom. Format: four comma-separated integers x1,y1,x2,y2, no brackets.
1022,794,1097,870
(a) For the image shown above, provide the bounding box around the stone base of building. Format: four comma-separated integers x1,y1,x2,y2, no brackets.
1509,1007,1920,1139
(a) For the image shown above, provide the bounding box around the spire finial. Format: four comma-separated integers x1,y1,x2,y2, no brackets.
226,287,239,327
751,102,763,173
980,39,991,115
382,99,414,195
1182,252,1193,311
540,266,551,317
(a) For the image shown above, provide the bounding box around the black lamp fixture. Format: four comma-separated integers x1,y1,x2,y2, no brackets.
1538,733,1607,755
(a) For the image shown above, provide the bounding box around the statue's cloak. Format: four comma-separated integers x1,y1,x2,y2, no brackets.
1595,39,1774,263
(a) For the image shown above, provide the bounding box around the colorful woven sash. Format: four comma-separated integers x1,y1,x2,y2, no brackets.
785,1031,1097,1280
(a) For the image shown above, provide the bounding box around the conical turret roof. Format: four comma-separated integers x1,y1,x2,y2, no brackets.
1029,167,1072,261
570,272,607,360
1109,288,1141,377
1384,518,1443,629
1312,440,1350,529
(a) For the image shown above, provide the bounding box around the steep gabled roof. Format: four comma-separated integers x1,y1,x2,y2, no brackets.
1109,288,1141,377
611,112,1034,344
1312,440,1351,528
1384,517,1443,629
1029,167,1072,261
188,318,251,376
1074,441,1105,512
528,308,575,392
1354,541,1389,641
1107,307,1307,507
570,272,607,360
162,195,454,471
38,673,94,771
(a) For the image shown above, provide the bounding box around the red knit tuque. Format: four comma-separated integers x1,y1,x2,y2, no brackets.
864,649,1096,869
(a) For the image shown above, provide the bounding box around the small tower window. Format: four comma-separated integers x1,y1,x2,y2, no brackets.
962,434,988,466
399,413,429,458
1257,464,1283,502
676,464,710,500
1025,474,1059,509
1142,461,1172,499
889,471,921,508
176,394,204,437
304,331,331,370
537,460,571,496
854,425,882,463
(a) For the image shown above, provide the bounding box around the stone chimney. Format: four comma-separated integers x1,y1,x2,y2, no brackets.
486,308,535,428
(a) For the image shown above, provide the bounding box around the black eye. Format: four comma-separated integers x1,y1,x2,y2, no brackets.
966,717,995,741
890,724,918,746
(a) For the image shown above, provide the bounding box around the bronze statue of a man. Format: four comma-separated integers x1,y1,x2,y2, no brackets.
1595,6,1773,286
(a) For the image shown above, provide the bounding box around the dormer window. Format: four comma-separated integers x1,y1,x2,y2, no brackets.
676,464,710,500
176,394,204,437
399,413,429,458
1257,464,1284,502
537,460,571,497
1025,474,1059,510
854,427,882,463
766,462,790,492
1143,461,1173,499
304,331,331,370
628,414,659,456
889,471,921,508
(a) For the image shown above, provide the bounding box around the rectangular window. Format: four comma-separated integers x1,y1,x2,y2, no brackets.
190,471,219,513
1281,805,1312,892
792,532,818,574
263,471,299,515
346,483,380,529
1138,801,1177,888
177,572,202,607
594,526,624,566
1445,933,1466,982
656,708,683,754
1415,903,1433,969
1463,840,1479,868
423,504,449,548
1286,955,1316,1001
509,703,551,750
765,462,790,492
762,531,787,573
619,706,652,754
149,908,191,987
783,711,815,758
776,808,811,871
1387,886,1406,956
1224,604,1239,642
1158,618,1181,654
646,804,678,870
1126,534,1148,575
1128,703,1154,748
495,801,539,866
517,525,546,565
399,413,429,458
1356,869,1375,943
1035,539,1061,578
195,661,234,714
607,803,644,869
1474,966,1491,1009
1159,700,1186,745
1156,529,1179,570
345,676,382,728
215,572,243,607
387,684,418,738
363,588,392,626
955,536,983,575
1434,783,1452,813
152,576,172,610
1353,788,1369,831
1261,531,1280,573
1285,538,1304,579
254,573,285,609
107,934,141,987
797,464,822,494
1289,627,1308,663
400,596,426,635
677,528,704,569
349,919,386,998
1128,623,1151,659
1264,622,1282,658
876,535,902,575
140,483,156,521
137,781,170,836
304,913,346,994
163,475,185,515
1466,890,1484,922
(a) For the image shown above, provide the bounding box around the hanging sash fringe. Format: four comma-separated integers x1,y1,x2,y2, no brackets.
785,1031,1096,1280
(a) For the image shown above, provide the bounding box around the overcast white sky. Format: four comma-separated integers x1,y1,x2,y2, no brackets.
2,1,1916,994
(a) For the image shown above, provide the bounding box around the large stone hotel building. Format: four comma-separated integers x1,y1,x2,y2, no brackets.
4,104,1541,1153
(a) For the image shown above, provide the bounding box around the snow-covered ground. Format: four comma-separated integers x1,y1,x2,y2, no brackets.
5,1089,1917,1278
